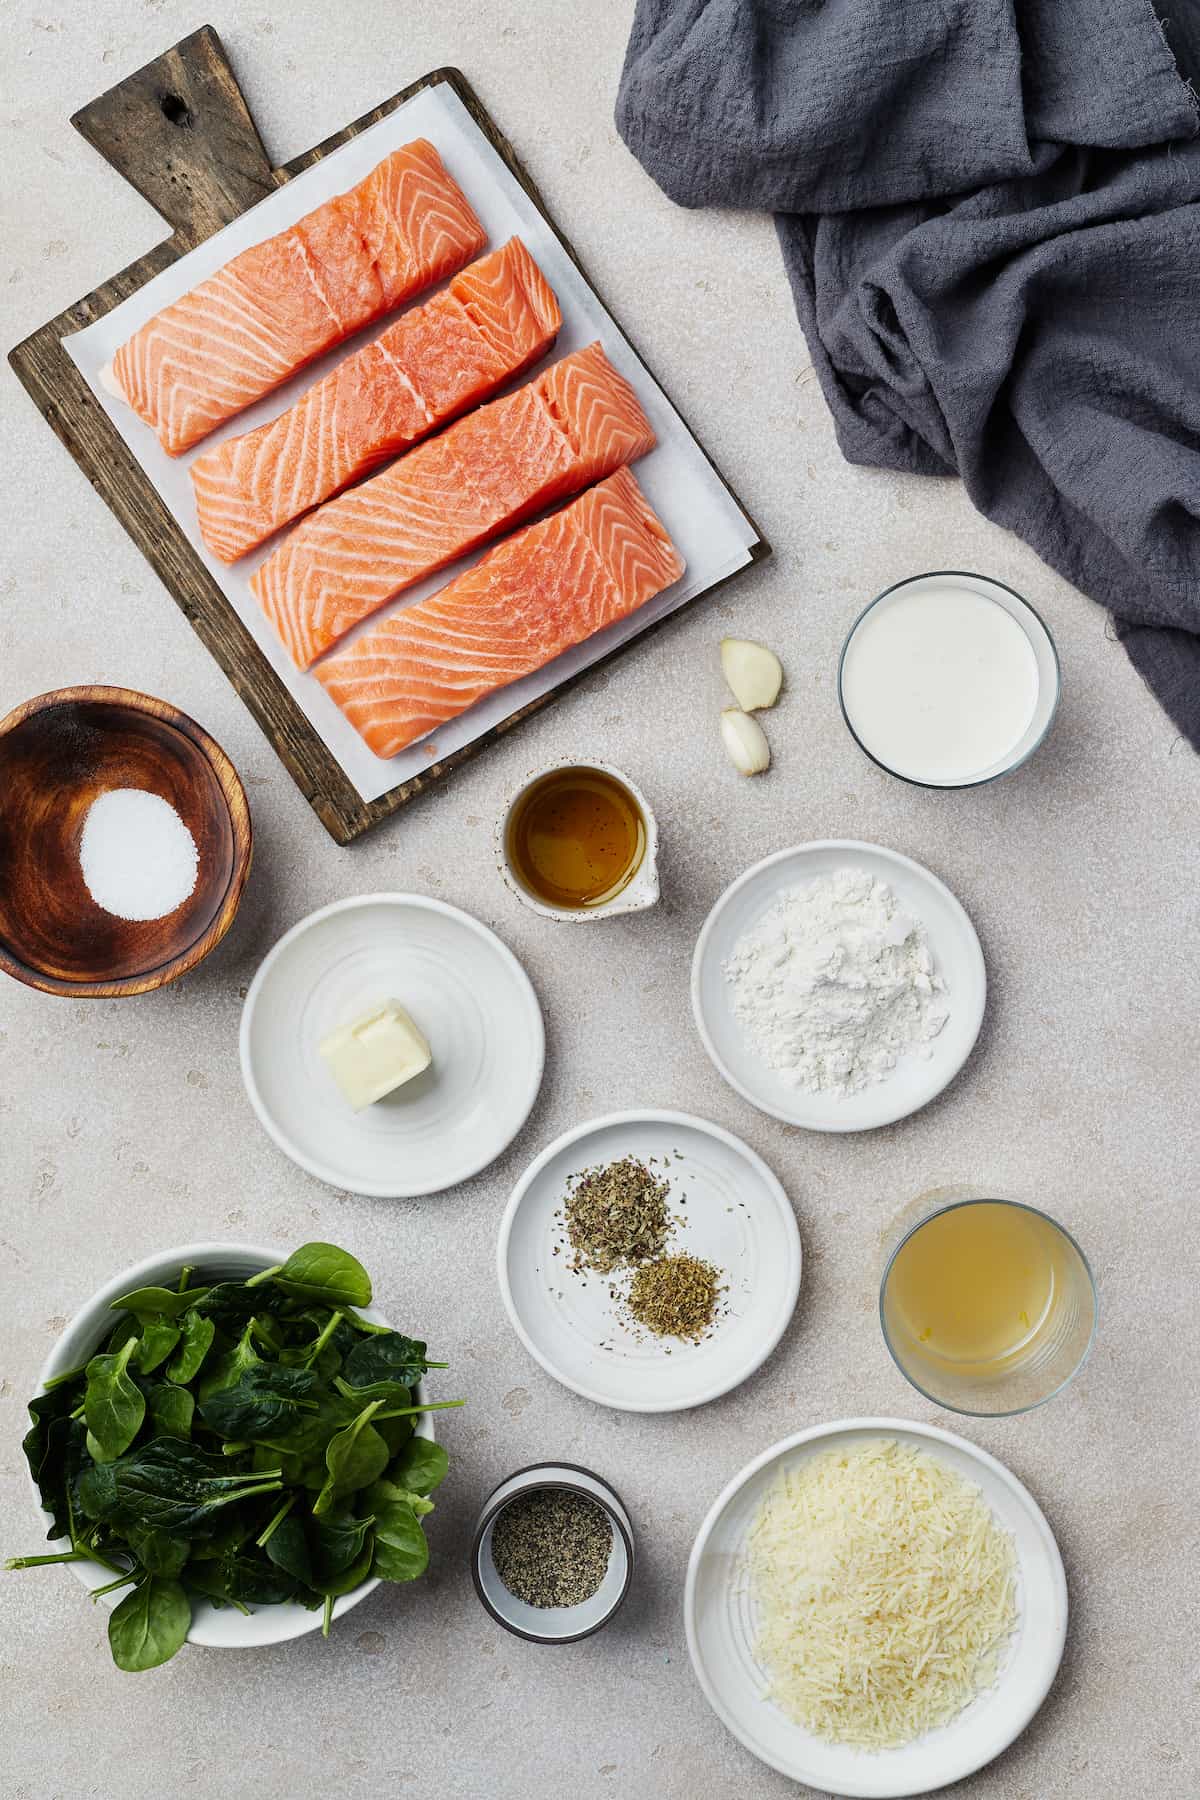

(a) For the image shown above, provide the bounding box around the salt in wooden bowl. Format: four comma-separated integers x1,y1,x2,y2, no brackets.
0,685,252,997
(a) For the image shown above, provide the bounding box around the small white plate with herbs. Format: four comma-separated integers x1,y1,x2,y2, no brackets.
496,1110,801,1412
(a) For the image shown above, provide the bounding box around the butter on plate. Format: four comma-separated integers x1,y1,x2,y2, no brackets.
319,1001,432,1111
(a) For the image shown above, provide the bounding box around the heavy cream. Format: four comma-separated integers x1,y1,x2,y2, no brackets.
841,580,1040,784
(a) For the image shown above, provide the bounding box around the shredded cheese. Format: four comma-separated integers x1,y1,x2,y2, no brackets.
747,1438,1017,1750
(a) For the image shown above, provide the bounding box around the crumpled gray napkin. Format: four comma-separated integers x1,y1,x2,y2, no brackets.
616,1,1200,748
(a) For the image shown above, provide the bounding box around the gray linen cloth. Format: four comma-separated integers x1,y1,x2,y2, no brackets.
616,1,1200,747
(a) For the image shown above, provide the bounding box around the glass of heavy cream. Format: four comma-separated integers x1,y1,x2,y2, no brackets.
838,572,1060,787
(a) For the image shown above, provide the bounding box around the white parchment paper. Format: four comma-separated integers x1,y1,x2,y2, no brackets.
64,82,760,803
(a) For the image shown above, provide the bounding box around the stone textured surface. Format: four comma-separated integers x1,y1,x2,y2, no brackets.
2,5,1198,1797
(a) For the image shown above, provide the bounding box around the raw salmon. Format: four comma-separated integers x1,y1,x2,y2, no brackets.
253,342,657,668
112,141,485,456
191,239,560,562
315,466,684,759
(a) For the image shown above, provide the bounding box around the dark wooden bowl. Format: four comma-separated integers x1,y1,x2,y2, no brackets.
0,686,252,997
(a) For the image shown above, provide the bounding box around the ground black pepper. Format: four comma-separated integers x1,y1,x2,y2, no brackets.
491,1489,613,1608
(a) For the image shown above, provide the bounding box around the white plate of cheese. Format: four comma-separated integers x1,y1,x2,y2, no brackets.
685,1417,1067,1797
240,893,544,1196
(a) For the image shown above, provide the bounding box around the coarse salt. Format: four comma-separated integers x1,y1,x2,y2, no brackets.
79,788,199,922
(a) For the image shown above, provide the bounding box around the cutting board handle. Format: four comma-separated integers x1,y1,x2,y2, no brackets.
71,25,277,250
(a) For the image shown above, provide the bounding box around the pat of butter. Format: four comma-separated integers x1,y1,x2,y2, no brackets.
319,1001,432,1111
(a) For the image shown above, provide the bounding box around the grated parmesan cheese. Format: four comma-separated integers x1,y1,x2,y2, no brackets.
747,1438,1017,1750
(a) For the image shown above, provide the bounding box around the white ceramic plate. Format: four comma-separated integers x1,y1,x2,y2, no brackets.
27,1242,437,1649
692,842,986,1132
241,894,544,1197
497,1110,801,1412
686,1417,1067,1797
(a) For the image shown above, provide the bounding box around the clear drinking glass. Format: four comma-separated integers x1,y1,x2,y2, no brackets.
879,1196,1097,1416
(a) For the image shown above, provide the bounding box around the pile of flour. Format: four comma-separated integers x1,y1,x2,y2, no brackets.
723,868,949,1096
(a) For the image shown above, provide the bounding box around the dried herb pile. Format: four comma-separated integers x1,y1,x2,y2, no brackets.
560,1155,673,1272
627,1253,722,1342
557,1155,725,1342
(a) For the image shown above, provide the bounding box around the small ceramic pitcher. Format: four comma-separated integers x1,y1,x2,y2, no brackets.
496,759,660,921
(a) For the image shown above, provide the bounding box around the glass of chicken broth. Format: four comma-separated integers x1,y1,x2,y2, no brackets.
880,1197,1096,1415
500,762,658,919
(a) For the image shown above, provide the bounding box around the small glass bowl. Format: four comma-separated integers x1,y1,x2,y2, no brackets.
838,571,1061,789
471,1462,634,1643
879,1197,1098,1417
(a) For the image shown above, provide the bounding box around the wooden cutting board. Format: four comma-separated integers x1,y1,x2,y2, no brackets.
8,26,768,845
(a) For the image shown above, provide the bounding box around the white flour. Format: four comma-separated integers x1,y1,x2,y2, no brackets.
723,868,950,1096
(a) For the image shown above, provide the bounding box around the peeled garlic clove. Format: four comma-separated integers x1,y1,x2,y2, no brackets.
721,636,783,711
721,708,771,776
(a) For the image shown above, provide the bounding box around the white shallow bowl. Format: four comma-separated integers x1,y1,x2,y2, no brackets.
240,894,545,1197
497,1110,801,1412
25,1242,435,1649
692,842,986,1132
686,1417,1067,1797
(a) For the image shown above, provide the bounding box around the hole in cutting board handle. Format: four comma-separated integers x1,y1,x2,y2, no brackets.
160,92,193,128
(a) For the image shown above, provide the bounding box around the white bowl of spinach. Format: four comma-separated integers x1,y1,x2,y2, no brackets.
8,1240,461,1669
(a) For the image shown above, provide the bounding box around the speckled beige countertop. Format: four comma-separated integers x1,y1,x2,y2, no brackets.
2,5,1198,1797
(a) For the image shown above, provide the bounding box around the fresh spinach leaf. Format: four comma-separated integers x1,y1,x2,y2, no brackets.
135,1319,181,1375
387,1437,449,1497
83,1339,145,1463
198,1363,321,1442
146,1383,195,1441
108,1576,190,1671
312,1404,390,1517
246,1243,371,1310
196,1320,262,1402
341,1331,430,1390
369,1493,429,1584
22,1388,86,1538
77,1440,282,1535
122,1524,188,1578
166,1311,215,1385
110,1285,210,1321
261,1512,313,1588
311,1508,374,1581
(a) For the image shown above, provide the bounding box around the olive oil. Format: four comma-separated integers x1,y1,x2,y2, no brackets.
884,1201,1059,1373
507,767,645,909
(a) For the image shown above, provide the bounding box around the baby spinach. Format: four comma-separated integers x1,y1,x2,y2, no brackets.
261,1513,313,1589
122,1524,188,1578
246,1243,372,1309
197,1364,321,1441
341,1331,432,1390
111,1285,210,1321
108,1575,191,1671
146,1383,194,1442
135,1319,182,1375
312,1403,390,1517
77,1440,283,1535
369,1492,429,1583
9,1239,458,1671
388,1437,449,1497
166,1311,214,1385
84,1340,145,1463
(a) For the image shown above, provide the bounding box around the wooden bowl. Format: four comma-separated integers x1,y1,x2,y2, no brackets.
0,686,252,997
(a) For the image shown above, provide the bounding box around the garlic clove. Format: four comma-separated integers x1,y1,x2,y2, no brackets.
721,637,783,711
720,708,771,776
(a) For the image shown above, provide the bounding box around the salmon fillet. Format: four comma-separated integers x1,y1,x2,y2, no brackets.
191,239,561,562
315,466,684,759
253,342,657,668
112,141,485,456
